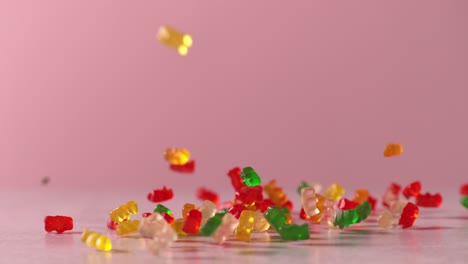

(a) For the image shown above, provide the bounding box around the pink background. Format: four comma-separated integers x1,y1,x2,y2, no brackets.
1,0,467,194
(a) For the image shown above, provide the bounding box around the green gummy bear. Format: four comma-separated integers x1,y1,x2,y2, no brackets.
461,196,468,209
240,167,261,186
278,223,310,241
199,214,223,236
333,201,372,229
153,204,172,215
264,206,289,232
297,181,311,195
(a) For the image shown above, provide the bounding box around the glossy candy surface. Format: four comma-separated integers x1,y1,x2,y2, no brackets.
398,202,419,228
109,201,138,223
235,210,255,241
240,167,261,186
182,209,202,234
44,215,73,233
81,229,112,251
147,187,174,203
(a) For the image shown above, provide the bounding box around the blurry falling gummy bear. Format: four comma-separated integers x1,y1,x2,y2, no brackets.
383,143,403,157
157,25,193,56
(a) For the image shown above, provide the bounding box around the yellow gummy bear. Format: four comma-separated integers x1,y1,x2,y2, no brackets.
116,220,141,236
164,148,191,165
171,218,187,236
81,229,112,251
323,183,345,201
235,210,255,242
157,25,193,56
109,201,138,223
182,203,197,220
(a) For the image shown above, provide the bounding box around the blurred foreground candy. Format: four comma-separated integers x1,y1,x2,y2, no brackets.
117,220,140,236
461,196,468,209
197,187,220,205
81,229,112,251
109,201,138,223
278,223,310,241
383,143,403,157
170,160,195,173
157,25,193,56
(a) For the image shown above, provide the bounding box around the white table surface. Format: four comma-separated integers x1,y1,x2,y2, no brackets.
1,188,467,264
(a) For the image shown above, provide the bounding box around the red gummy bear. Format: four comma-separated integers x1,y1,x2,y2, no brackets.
460,183,468,196
196,187,220,205
256,199,275,213
235,186,263,205
228,204,247,219
44,215,73,233
170,160,195,173
402,181,422,199
107,219,118,230
142,212,152,218
338,198,359,210
227,167,245,191
147,186,174,203
415,192,443,208
162,212,175,224
367,195,377,210
299,208,308,220
383,182,402,207
398,202,419,228
281,200,294,212
182,209,202,234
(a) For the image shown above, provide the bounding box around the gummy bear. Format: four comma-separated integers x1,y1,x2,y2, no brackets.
277,223,310,241
148,187,174,203
44,215,73,233
460,183,468,196
197,187,220,205
228,204,247,219
227,167,245,191
212,213,239,244
81,229,112,251
333,201,371,229
398,202,418,229
240,167,261,186
301,187,318,217
337,198,359,210
157,25,193,56
253,211,270,232
109,201,138,223
200,213,224,236
461,196,468,209
163,147,190,165
170,160,195,173
199,200,217,225
117,220,140,236
383,143,403,157
154,204,172,215
236,186,264,205
415,192,442,208
402,181,421,199
182,209,202,234
382,183,401,208
352,189,369,204
264,180,289,207
235,210,256,242
182,204,197,220
264,206,289,232
377,210,394,229
323,183,345,201
140,213,178,255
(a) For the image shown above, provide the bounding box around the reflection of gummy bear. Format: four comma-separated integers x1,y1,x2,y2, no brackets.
81,229,112,251
157,25,193,56
383,143,403,157
164,148,190,165
109,201,138,223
